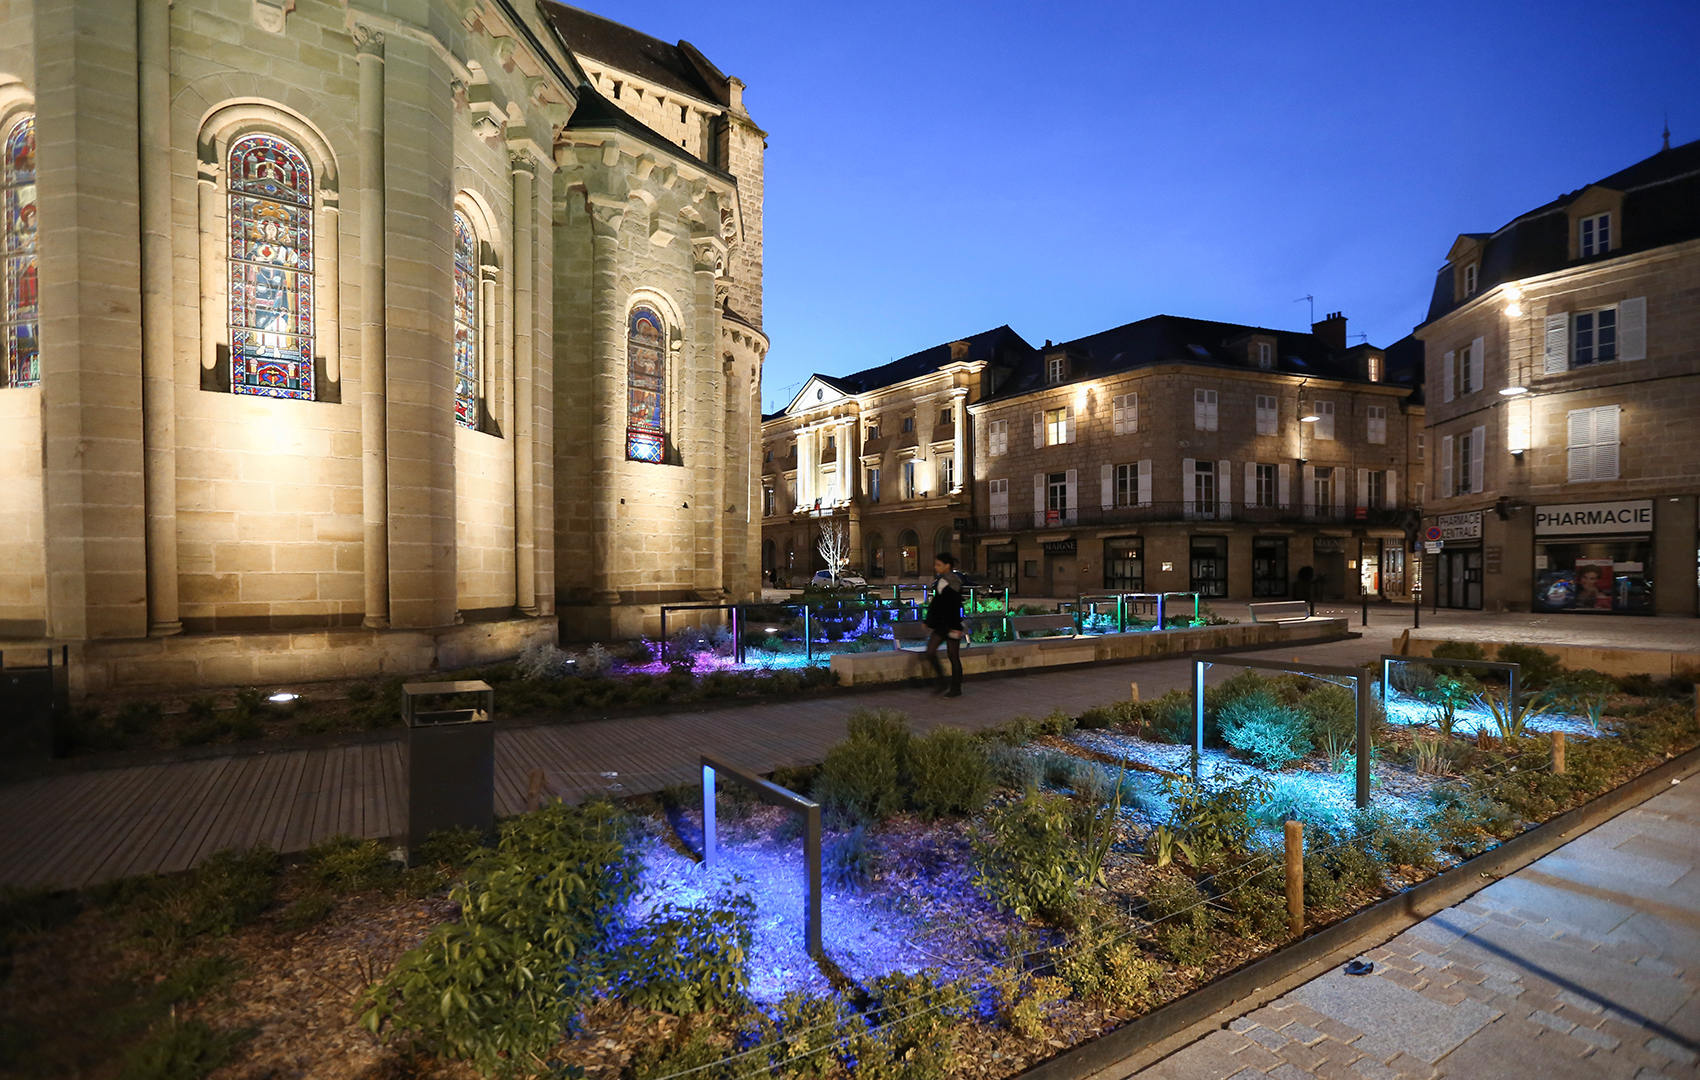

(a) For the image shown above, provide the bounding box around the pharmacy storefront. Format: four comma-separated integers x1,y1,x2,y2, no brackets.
1532,499,1654,615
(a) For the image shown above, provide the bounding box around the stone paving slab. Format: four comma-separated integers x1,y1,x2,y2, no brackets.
1129,778,1700,1080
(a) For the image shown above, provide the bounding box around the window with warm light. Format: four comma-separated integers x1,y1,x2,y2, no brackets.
625,306,667,462
1367,354,1383,382
3,114,38,389
228,132,315,399
1044,405,1074,446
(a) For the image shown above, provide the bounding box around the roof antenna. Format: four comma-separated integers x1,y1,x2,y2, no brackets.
1294,295,1315,324
1663,111,1671,151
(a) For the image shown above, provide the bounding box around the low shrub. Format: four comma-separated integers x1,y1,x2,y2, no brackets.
627,1017,737,1080
106,847,280,953
1077,701,1135,730
1218,690,1311,769
971,789,1087,922
1431,640,1487,662
864,970,962,1078
1214,854,1290,942
1143,689,1197,745
279,890,335,930
1495,643,1563,692
1300,682,1358,747
1252,775,1350,833
907,726,992,819
1162,776,1268,863
1054,921,1163,1011
1302,829,1386,909
993,970,1068,1041
814,737,901,824
823,825,876,890
606,891,755,1015
1141,870,1215,966
118,1015,251,1080
764,991,852,1080
987,745,1041,791
303,834,399,894
846,708,913,763
1037,708,1077,737
1354,808,1438,872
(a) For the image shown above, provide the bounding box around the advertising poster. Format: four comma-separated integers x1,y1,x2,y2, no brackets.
1570,558,1614,611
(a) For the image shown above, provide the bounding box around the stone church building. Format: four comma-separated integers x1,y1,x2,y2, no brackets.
0,0,768,691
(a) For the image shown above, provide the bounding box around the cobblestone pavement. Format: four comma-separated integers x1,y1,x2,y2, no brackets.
1127,776,1700,1080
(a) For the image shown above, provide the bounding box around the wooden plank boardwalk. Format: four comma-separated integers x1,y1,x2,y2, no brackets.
0,636,1387,889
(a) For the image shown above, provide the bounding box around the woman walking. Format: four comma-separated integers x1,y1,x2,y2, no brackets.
923,552,965,697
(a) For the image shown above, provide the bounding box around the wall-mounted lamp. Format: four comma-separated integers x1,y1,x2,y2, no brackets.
1503,284,1523,318
1499,386,1528,396
1299,414,1320,423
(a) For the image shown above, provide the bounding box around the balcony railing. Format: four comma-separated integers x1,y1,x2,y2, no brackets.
971,502,1415,533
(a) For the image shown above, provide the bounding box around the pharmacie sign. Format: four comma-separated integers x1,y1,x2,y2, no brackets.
1435,511,1482,541
1534,499,1654,537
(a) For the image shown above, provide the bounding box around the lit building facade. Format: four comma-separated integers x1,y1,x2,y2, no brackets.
1417,138,1700,615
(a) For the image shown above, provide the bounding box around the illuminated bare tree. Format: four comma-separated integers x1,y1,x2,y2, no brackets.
816,519,850,586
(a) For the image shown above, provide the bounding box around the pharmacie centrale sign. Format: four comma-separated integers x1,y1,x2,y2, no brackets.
1436,511,1482,541
1534,499,1654,537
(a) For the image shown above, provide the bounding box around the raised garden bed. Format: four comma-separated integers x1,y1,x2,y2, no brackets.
3,645,1696,1080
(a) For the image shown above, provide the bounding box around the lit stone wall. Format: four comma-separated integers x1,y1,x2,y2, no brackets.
0,389,45,635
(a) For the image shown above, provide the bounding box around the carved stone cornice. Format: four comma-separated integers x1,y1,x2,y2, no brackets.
692,235,728,275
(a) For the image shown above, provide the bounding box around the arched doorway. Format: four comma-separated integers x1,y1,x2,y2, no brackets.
865,532,885,578
932,525,953,567
899,530,919,576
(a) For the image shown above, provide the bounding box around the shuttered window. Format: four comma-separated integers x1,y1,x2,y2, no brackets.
1315,400,1335,440
1567,405,1621,482
1113,393,1138,435
1193,388,1218,431
989,419,1007,456
1255,394,1277,435
1367,405,1386,444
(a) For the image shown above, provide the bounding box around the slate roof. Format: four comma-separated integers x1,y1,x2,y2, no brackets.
562,82,731,181
1424,138,1700,325
984,314,1383,403
819,325,1036,396
541,3,730,105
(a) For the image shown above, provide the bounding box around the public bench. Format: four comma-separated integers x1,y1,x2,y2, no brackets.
1009,613,1078,639
1248,600,1312,623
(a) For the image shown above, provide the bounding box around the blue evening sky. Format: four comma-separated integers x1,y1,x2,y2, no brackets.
615,0,1700,412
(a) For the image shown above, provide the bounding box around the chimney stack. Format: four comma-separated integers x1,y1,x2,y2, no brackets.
1312,311,1347,352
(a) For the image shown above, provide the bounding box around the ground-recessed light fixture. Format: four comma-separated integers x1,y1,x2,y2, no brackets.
1499,386,1528,396
268,691,300,704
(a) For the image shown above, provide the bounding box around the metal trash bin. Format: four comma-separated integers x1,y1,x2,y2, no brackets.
402,680,495,857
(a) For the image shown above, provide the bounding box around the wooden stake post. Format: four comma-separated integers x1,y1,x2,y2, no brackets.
1285,819,1304,939
1551,731,1567,775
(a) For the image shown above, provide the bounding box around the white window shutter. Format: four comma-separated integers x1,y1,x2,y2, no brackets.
1207,394,1219,431
1469,337,1484,393
1100,463,1113,510
1594,405,1620,480
1302,465,1315,511
1112,397,1124,436
1181,457,1195,518
1033,472,1045,526
1217,459,1231,519
1064,469,1078,523
1130,393,1138,433
1064,405,1076,444
1277,463,1291,508
1441,434,1454,496
1138,460,1152,506
1033,412,1043,448
1618,297,1646,361
1443,350,1455,402
1356,468,1369,509
1244,461,1256,508
1334,468,1347,514
1543,315,1569,374
1386,469,1398,509
1470,424,1485,494
1566,408,1592,483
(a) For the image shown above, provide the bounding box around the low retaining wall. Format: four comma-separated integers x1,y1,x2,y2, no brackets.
830,618,1350,686
1405,636,1700,678
40,616,559,697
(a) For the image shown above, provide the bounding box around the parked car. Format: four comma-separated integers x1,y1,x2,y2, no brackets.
811,570,868,589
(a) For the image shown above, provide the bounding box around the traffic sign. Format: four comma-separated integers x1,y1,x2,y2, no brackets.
1424,541,1443,554
1423,525,1443,542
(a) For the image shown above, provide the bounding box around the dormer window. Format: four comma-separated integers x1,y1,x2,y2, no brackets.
1045,355,1066,385
1257,342,1273,370
1463,262,1478,296
1580,213,1610,257
1367,354,1383,382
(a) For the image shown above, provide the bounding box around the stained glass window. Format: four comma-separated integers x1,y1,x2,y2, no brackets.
626,306,666,463
228,133,314,399
452,210,478,429
2,115,38,389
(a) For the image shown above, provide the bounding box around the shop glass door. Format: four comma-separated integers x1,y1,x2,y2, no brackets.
1442,549,1482,609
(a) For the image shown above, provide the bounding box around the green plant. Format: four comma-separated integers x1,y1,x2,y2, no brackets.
118,1015,251,1080
971,789,1087,922
1495,643,1563,692
814,737,901,824
360,800,638,1076
993,968,1068,1041
1143,824,1195,869
1431,640,1487,662
1548,668,1616,731
1218,690,1311,769
1160,776,1269,863
1054,920,1162,1011
1141,869,1215,966
1077,701,1134,730
906,726,992,819
304,834,400,894
864,971,962,1078
1251,775,1350,833
1037,707,1077,736
114,847,280,953
1077,764,1127,889
1216,855,1290,942
412,826,489,871
607,891,754,1015
824,825,876,889
845,708,912,760
1354,808,1437,872
1480,690,1549,740
763,991,852,1080
1411,736,1450,776
1143,689,1199,745
627,1017,735,1080
986,745,1041,791
1300,682,1358,746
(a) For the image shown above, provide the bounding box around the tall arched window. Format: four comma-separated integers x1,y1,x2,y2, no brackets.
228,132,314,399
2,114,37,389
899,529,919,576
865,532,885,578
452,209,478,428
626,305,666,462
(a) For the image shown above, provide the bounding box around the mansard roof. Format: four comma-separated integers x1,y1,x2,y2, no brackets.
1423,137,1700,325
985,314,1382,402
542,3,730,106
828,325,1036,395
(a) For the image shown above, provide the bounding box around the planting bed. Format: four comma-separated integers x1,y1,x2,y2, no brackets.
2,644,1696,1080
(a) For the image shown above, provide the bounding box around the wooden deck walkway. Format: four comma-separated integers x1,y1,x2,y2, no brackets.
0,635,1386,889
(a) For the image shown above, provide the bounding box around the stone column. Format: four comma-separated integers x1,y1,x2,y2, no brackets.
587,196,624,605
839,419,854,500
796,429,814,508
951,389,967,493
355,24,388,628
137,0,178,635
37,0,148,640
510,153,538,614
691,237,724,599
